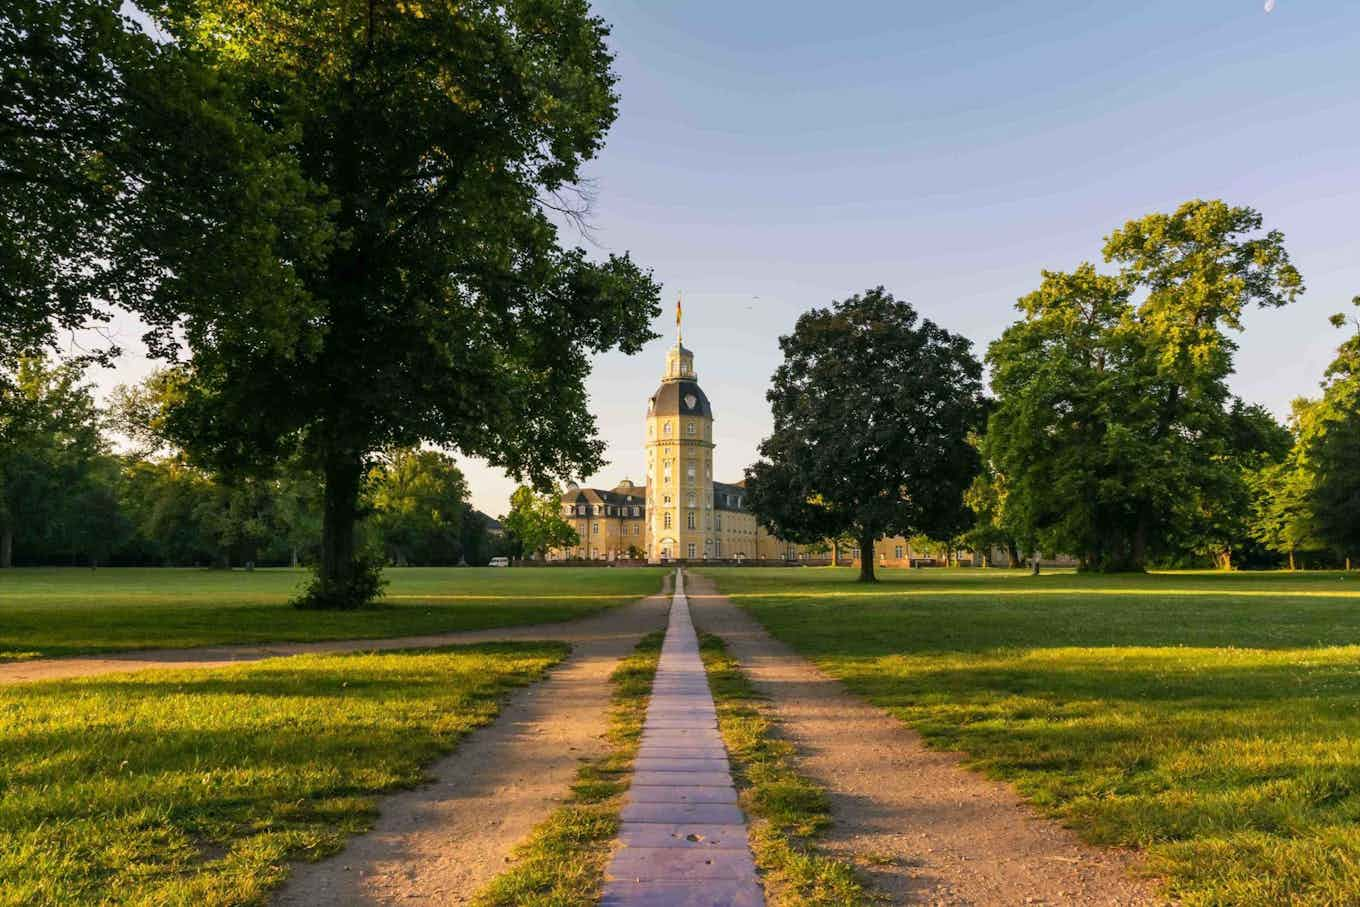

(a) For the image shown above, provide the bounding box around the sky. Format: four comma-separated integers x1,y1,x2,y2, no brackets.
92,0,1360,517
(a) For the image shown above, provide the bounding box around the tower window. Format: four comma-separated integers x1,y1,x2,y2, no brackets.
686,462,695,480
687,422,696,436
687,512,696,529
664,513,672,529
664,421,672,436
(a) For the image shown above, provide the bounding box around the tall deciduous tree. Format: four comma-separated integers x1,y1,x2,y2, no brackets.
118,0,659,605
984,201,1302,571
502,486,578,559
1302,298,1360,564
745,288,985,582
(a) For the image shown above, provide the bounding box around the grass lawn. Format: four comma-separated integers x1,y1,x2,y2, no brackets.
0,566,666,661
0,642,567,906
697,566,1360,906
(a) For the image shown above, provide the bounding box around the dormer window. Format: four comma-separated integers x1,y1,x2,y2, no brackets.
663,421,672,437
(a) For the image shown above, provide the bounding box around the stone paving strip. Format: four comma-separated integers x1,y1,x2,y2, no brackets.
602,569,765,907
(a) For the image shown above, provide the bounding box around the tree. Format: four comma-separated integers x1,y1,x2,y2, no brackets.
502,486,578,560
744,288,985,583
369,449,469,566
961,462,1020,567
984,201,1302,571
0,0,161,367
1301,297,1360,564
0,356,103,567
117,0,660,607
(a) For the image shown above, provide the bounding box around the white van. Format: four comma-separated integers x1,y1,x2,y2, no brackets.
488,556,510,567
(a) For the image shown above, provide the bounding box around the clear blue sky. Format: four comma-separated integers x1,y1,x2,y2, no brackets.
97,1,1360,517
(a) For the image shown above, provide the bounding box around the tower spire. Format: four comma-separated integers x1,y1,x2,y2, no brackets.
675,293,683,345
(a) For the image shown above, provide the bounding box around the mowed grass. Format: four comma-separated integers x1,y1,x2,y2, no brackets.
0,567,666,660
0,642,567,906
697,566,1360,906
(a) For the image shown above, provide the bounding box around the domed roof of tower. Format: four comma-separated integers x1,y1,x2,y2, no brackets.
648,379,712,418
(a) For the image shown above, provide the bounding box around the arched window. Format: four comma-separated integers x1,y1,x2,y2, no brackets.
663,421,672,436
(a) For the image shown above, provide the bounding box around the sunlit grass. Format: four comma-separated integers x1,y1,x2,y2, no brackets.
698,567,1360,906
0,567,666,660
700,634,868,906
0,643,567,906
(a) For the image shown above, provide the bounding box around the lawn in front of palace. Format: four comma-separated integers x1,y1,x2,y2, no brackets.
697,566,1360,906
0,566,668,661
0,643,567,905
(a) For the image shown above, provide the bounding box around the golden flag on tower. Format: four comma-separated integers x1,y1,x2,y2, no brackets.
675,294,682,341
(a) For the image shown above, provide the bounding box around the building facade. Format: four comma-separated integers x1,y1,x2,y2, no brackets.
551,333,1046,567
554,338,799,563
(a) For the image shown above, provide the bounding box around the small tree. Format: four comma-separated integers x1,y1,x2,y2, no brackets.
745,288,985,583
370,449,469,566
502,486,579,560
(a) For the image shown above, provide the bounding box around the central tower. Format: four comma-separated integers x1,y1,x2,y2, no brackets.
645,337,715,562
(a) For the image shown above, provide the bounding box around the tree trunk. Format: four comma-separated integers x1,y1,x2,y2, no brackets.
857,530,877,583
1031,552,1041,575
1130,512,1149,571
318,451,364,599
830,543,839,567
1217,549,1232,571
0,525,12,569
1006,542,1019,569
1288,548,1296,571
291,546,299,569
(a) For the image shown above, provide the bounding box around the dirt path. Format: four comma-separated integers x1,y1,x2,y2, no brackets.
0,600,661,687
274,579,672,906
686,574,1163,907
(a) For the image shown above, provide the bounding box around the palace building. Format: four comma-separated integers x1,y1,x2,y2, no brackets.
555,333,800,564
551,317,1040,568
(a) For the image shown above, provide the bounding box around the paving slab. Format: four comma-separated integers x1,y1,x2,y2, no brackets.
605,568,764,904
609,847,756,880
617,823,752,850
632,771,734,787
629,785,738,805
600,880,765,907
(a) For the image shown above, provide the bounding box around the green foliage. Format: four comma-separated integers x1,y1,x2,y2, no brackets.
1300,298,1360,561
369,449,470,567
745,287,986,582
502,485,579,558
292,554,387,611
984,200,1303,572
0,0,159,366
99,0,660,606
703,566,1360,906
0,643,566,905
0,356,106,567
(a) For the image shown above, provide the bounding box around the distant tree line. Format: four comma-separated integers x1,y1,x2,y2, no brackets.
0,362,511,569
747,201,1359,579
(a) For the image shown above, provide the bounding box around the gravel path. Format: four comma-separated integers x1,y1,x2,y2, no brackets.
686,573,1164,907
0,607,658,686
273,580,672,906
